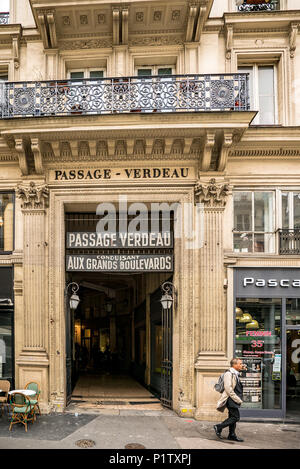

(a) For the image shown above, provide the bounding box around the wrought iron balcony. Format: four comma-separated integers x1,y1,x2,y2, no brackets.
237,1,279,12
0,73,250,119
278,230,300,255
0,12,9,24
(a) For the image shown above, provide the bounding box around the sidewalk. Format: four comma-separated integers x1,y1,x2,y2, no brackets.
0,408,299,449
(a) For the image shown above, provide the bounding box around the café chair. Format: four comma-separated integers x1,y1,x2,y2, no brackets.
25,381,41,420
0,380,10,416
9,392,33,432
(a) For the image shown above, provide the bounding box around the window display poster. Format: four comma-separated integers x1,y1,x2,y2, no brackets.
272,354,282,381
239,357,262,408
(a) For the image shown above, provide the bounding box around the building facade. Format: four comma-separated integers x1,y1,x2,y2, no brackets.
0,0,300,420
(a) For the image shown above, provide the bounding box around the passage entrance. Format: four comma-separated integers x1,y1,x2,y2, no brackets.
65,210,175,409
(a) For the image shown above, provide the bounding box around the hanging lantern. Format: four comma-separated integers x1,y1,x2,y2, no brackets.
246,319,259,329
239,312,253,323
235,307,243,318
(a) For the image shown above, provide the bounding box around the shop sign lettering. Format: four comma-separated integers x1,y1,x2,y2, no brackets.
243,278,300,288
54,167,190,181
66,231,173,249
66,254,173,272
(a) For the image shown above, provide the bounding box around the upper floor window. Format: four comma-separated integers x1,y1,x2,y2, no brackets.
233,191,275,253
236,0,280,12
136,67,174,77
0,193,14,253
68,69,105,81
281,192,300,230
238,65,277,125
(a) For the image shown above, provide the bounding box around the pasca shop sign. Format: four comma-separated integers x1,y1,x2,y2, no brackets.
235,268,300,298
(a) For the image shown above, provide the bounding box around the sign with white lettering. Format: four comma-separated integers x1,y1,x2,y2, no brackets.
235,268,300,298
66,232,173,249
66,254,174,272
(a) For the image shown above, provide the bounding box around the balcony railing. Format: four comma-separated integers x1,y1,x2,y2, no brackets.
0,12,9,24
279,230,300,255
0,73,250,119
237,1,279,12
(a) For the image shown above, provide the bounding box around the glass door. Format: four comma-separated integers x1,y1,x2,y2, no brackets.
285,298,300,419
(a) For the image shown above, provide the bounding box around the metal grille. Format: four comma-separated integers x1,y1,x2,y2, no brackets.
279,229,300,255
0,73,250,119
238,1,279,11
0,13,9,25
161,303,173,409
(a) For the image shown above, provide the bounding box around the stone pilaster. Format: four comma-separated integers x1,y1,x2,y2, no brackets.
15,181,49,411
194,178,231,421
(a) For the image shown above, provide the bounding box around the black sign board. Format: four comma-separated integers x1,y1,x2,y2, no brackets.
66,254,173,272
66,232,173,249
0,267,13,301
235,268,300,298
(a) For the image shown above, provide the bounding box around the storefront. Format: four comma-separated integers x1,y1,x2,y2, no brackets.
234,268,300,418
0,267,14,387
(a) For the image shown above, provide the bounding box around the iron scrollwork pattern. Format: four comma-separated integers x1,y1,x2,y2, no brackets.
237,1,278,12
0,13,9,25
0,74,250,119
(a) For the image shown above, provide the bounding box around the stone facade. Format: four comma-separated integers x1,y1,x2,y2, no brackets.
0,0,300,419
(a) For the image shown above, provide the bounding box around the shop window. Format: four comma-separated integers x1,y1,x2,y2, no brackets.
238,65,277,125
0,311,13,381
286,299,300,326
0,193,14,253
235,298,282,409
233,191,275,253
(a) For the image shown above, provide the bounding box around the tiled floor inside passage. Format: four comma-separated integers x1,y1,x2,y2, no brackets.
66,373,163,413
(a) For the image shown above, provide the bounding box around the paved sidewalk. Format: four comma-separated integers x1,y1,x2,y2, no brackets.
0,409,299,449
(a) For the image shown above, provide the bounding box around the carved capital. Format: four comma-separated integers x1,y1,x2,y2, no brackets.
16,181,49,211
195,178,230,208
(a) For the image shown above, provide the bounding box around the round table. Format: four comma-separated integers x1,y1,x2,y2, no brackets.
8,390,36,397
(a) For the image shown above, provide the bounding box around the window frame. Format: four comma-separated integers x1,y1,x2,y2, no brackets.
0,191,15,255
233,190,276,254
67,68,106,80
135,65,175,77
238,63,278,125
280,190,300,230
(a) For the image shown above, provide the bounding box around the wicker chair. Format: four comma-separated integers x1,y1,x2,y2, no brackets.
25,381,41,420
0,380,10,416
9,392,33,432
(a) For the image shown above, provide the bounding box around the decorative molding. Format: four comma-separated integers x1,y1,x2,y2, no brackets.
201,131,215,172
225,24,233,60
129,34,183,47
194,178,230,208
58,38,112,50
229,148,300,158
289,23,299,58
16,181,49,211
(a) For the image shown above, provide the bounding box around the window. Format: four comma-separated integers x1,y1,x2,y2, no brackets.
233,191,275,253
0,193,14,253
68,69,105,81
136,66,173,76
235,298,282,410
281,192,300,230
238,65,277,124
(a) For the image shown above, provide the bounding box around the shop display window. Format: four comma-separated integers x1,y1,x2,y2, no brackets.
0,312,13,381
235,298,282,409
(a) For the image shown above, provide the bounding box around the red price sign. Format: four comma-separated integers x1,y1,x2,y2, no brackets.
251,340,264,348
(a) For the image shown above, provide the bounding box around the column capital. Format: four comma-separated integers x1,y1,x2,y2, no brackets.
194,178,231,208
16,181,49,211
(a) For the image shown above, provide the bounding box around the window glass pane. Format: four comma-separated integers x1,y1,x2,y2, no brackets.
235,298,282,409
89,71,104,79
234,192,252,231
286,299,300,326
0,313,13,380
259,96,275,125
254,233,274,253
254,192,273,232
234,233,253,253
282,193,289,229
138,69,152,76
70,72,84,79
293,193,300,229
286,329,300,412
258,66,274,96
158,68,172,75
0,194,14,252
